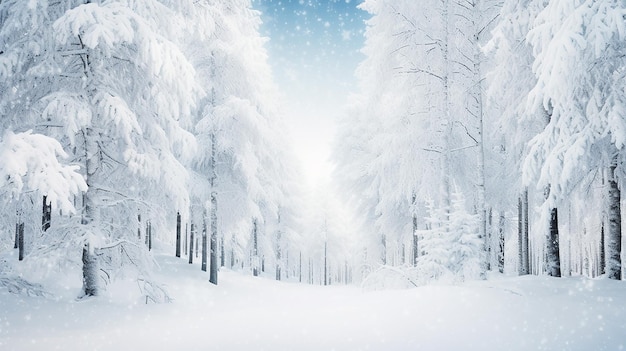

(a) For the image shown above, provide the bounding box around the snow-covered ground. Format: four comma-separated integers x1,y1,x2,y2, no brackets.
1,252,625,351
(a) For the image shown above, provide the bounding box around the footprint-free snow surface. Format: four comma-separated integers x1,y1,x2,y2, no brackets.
1,253,625,351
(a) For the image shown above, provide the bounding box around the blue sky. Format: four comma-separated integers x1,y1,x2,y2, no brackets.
251,0,368,185
252,0,366,87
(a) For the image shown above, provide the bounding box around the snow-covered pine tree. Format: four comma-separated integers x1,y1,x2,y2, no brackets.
338,0,498,281
484,0,549,276
524,0,626,279
1,0,203,296
187,0,299,282
416,200,450,284
448,191,482,282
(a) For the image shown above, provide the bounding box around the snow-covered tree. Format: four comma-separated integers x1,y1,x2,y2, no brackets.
484,0,549,276
186,0,302,283
0,0,203,296
335,0,500,284
524,0,626,280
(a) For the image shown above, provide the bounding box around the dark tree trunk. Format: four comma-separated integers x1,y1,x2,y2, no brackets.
599,222,606,275
175,212,181,257
138,213,142,240
209,225,218,284
147,221,152,251
18,222,24,261
42,195,51,232
606,160,622,280
189,223,195,264
498,211,505,273
547,207,561,277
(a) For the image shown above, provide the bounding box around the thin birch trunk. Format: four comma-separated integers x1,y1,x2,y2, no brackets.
201,219,207,272
606,157,622,280
252,218,259,277
175,212,181,258
209,133,218,284
498,211,505,273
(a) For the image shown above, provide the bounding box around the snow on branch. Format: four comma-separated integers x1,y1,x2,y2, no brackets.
0,130,87,213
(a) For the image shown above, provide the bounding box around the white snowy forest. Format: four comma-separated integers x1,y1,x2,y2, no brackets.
1,0,626,350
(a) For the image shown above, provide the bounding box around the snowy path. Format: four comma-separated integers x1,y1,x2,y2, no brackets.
1,254,625,351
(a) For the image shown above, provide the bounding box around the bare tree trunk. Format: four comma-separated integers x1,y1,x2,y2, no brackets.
518,196,524,274
275,210,282,281
285,251,290,279
175,212,181,257
147,221,152,251
523,189,530,273
547,206,561,277
518,189,530,275
42,195,51,232
599,222,606,275
201,219,207,272
252,218,259,277
18,222,24,261
308,257,312,284
324,241,328,286
209,132,218,284
486,208,492,271
138,213,142,240
145,221,149,246
209,224,218,284
81,129,100,297
412,193,419,267
606,158,622,280
299,252,302,283
81,243,99,296
498,211,505,273
189,223,195,264
473,16,487,279
380,233,387,265
230,246,235,269
220,236,225,268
